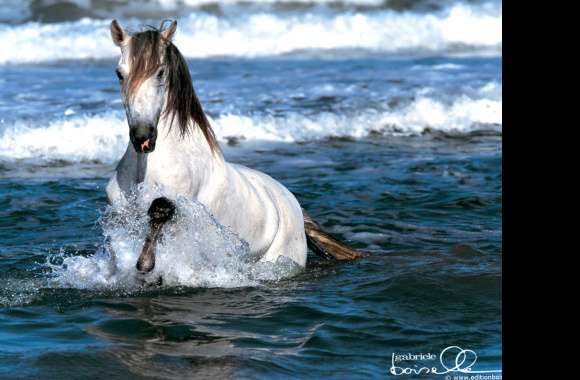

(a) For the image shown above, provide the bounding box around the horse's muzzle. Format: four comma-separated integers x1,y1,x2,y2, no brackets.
130,125,157,154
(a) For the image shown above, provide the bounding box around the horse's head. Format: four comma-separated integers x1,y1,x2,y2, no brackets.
110,19,218,154
110,20,177,154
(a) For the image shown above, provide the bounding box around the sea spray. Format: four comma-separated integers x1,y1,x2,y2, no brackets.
47,185,301,290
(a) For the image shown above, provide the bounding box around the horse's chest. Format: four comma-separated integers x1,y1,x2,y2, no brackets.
142,158,194,198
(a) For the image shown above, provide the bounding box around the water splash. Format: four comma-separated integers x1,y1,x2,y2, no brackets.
46,186,301,291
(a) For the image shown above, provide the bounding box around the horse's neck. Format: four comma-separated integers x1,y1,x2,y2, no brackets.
156,116,210,155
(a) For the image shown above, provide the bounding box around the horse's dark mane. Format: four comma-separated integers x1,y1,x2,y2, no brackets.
127,24,218,153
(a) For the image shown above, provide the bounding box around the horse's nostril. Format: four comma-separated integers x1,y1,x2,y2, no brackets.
140,138,150,153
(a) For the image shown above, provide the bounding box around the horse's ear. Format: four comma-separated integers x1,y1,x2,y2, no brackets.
161,20,177,43
111,19,127,47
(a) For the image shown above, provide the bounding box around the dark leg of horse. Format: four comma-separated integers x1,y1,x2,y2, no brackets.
136,197,176,274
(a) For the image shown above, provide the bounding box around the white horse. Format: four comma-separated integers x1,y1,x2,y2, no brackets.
105,20,362,273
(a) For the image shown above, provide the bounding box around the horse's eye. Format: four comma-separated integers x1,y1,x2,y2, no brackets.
157,69,164,80
115,69,123,81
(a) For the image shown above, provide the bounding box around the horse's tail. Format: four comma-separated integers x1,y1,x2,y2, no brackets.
303,210,365,261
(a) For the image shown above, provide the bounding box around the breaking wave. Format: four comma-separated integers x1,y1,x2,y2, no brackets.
0,82,501,163
0,2,501,64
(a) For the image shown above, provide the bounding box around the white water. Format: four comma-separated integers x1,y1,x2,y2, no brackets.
216,87,501,141
0,2,501,64
0,82,501,163
48,186,300,290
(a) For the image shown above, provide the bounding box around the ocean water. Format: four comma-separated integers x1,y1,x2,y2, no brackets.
0,0,502,378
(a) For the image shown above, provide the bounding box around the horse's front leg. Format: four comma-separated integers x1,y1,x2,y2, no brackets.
137,197,176,273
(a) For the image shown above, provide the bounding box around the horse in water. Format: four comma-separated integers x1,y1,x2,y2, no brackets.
106,20,363,274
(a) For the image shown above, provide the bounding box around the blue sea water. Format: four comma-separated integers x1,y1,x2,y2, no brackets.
0,0,501,378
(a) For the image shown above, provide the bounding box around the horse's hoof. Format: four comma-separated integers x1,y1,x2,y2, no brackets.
136,258,155,273
136,235,157,273
136,263,154,273
136,250,155,273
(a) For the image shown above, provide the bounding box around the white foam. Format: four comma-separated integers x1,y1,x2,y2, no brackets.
0,2,501,64
0,82,501,163
206,81,502,140
215,96,501,141
48,187,300,290
0,111,128,162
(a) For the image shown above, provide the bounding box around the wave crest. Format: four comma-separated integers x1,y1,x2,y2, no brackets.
0,2,501,64
0,83,502,163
